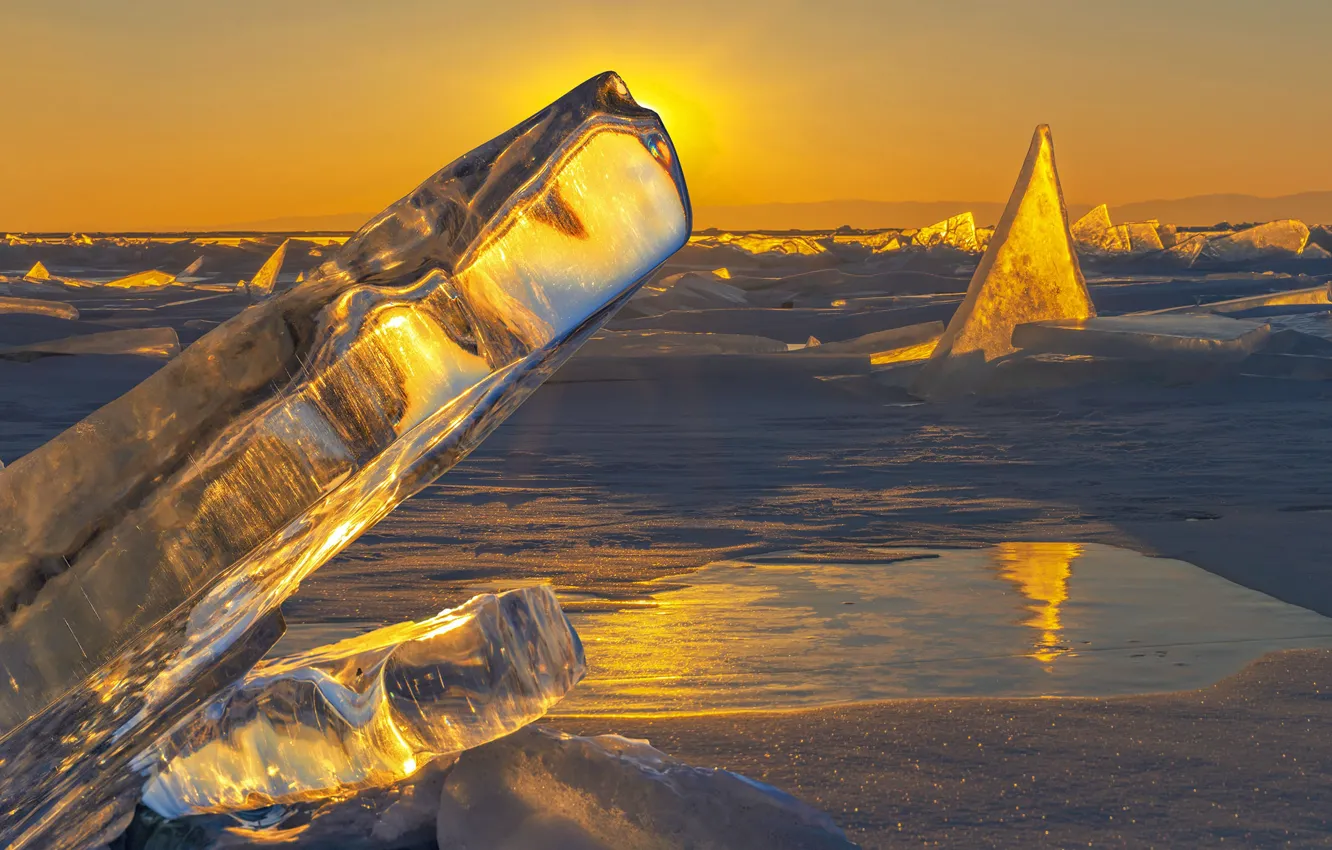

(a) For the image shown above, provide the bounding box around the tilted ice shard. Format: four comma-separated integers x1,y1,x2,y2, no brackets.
913,212,979,252
1165,233,1207,267
179,256,205,278
0,71,689,850
917,125,1093,388
138,586,585,817
1070,204,1128,255
1122,220,1164,254
245,238,289,300
1201,219,1310,263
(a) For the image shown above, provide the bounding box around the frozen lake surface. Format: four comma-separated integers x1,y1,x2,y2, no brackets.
276,543,1332,715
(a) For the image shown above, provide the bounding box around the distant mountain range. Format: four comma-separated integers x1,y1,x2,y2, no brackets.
195,191,1332,234
693,193,1332,231
208,212,377,232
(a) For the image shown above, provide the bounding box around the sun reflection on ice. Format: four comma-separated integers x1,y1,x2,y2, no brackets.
990,542,1082,665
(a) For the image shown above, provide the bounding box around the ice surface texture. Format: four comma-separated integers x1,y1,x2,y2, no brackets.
435,726,857,850
0,71,689,850
139,586,586,817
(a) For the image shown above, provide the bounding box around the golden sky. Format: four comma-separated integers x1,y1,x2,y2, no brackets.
4,0,1330,231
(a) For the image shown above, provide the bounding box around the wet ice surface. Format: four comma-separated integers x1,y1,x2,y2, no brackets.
276,544,1332,716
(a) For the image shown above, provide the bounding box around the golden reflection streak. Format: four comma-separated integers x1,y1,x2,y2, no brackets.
869,336,940,365
990,542,1083,664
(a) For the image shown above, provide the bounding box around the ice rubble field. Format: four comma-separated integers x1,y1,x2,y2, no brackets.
7,94,1332,848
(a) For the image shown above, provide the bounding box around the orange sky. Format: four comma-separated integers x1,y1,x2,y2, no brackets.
3,0,1330,231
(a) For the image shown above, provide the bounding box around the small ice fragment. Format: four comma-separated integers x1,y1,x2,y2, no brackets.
103,269,177,289
810,321,944,357
0,296,79,320
0,328,180,361
24,261,51,282
245,239,289,300
619,270,748,318
138,586,585,817
179,256,204,278
436,726,857,850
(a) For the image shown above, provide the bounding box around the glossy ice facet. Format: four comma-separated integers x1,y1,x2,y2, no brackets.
0,71,688,850
919,125,1093,388
139,586,585,818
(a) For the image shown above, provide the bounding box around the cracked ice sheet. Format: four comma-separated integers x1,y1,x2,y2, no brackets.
0,71,688,850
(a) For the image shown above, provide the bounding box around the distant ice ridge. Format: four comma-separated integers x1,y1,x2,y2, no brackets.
138,586,585,818
0,71,689,850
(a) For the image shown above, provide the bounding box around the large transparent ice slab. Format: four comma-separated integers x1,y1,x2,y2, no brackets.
1012,314,1271,361
0,296,78,320
0,71,688,850
138,586,585,817
1146,283,1332,316
0,327,181,362
1200,220,1310,264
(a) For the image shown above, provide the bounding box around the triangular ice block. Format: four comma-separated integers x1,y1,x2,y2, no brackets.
917,125,1093,390
245,238,289,300
24,261,50,282
1303,241,1332,260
